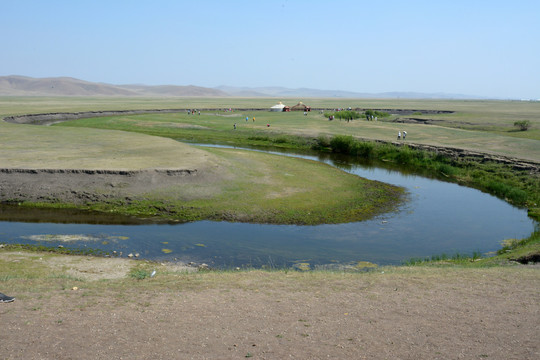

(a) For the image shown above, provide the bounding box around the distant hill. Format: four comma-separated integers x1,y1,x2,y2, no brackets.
0,76,228,97
0,75,485,99
215,85,371,98
0,76,135,96
117,84,228,97
216,85,485,99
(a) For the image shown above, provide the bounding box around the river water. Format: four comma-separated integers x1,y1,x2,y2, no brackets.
0,147,535,268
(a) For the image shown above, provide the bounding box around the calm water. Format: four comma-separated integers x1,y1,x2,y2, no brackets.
0,148,535,268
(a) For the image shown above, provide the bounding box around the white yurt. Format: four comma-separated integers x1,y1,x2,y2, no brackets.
270,102,286,112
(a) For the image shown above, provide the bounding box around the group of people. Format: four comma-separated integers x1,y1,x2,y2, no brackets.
397,130,407,140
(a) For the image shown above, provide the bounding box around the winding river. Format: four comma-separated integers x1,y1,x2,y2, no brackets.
0,146,535,269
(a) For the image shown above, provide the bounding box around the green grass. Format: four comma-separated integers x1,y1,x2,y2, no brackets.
47,105,540,161
0,120,213,170
402,231,540,267
83,147,404,224
48,111,539,218
2,96,539,158
1,143,404,224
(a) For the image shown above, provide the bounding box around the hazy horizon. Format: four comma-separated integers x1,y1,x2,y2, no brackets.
2,1,539,100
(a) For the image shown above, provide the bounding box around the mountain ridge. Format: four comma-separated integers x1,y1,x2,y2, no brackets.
0,75,486,99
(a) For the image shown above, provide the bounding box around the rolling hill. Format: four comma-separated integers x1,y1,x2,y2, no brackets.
0,75,485,99
0,76,228,97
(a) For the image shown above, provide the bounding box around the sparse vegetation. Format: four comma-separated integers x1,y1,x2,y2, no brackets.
364,109,390,119
324,110,362,121
514,120,531,131
129,267,153,280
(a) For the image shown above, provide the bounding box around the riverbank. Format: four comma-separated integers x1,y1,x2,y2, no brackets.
3,107,539,220
0,139,403,224
1,248,538,359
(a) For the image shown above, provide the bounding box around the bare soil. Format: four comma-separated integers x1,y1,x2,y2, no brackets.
0,168,203,205
1,252,539,360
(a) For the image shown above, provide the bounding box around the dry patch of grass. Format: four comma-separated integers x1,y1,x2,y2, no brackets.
0,251,136,281
0,121,218,170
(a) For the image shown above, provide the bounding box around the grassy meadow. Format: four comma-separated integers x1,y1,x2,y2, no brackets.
2,96,538,158
37,98,538,216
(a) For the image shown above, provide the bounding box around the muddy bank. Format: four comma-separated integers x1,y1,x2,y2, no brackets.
0,168,198,205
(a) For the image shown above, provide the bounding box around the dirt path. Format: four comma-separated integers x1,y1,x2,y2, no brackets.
1,255,538,359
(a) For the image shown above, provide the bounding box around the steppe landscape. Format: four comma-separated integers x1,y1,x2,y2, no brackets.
1,79,539,359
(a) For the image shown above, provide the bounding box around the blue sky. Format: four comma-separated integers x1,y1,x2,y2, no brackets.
2,0,539,99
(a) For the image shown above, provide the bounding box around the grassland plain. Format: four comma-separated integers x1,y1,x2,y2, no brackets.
3,96,531,157
50,106,540,159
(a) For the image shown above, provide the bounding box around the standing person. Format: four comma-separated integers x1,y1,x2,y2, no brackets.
233,123,236,130
403,131,407,140
246,116,249,122
252,117,255,122
398,131,401,140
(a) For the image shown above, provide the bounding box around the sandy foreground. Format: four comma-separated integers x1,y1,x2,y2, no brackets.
0,252,539,360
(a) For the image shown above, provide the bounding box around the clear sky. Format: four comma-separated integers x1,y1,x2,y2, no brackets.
2,0,539,99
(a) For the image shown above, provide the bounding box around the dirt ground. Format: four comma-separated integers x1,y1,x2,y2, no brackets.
0,168,205,205
1,253,538,360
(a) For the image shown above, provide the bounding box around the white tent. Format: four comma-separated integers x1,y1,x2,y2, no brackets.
270,102,286,112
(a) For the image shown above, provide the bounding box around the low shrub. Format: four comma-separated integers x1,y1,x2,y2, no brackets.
313,135,331,150
436,163,457,176
364,109,390,119
350,141,374,158
329,135,355,153
129,268,152,280
513,120,531,131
